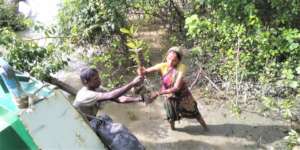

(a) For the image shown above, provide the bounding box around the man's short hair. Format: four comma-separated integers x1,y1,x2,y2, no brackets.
80,68,98,84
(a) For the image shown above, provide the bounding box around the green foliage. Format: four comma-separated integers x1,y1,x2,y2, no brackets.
262,96,278,111
90,46,126,88
185,1,300,120
58,0,155,88
229,102,241,117
57,0,136,88
0,0,29,31
88,26,150,88
120,26,137,36
262,96,297,120
0,28,68,80
186,14,300,83
127,0,189,44
58,0,129,47
279,99,296,119
284,129,300,149
120,26,150,66
0,0,69,82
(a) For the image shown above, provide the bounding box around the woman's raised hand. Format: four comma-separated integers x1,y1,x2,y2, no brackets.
137,67,146,76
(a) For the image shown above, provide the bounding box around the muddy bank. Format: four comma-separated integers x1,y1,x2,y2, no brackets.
100,91,289,150
53,66,291,150
53,25,291,149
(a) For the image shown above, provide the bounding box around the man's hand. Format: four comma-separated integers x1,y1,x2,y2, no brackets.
151,91,160,99
131,76,144,86
144,91,160,104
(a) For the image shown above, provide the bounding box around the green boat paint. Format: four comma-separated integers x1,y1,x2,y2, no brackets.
0,106,38,150
0,58,106,149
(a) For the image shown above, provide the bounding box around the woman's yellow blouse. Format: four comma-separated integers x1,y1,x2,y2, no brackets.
153,62,187,77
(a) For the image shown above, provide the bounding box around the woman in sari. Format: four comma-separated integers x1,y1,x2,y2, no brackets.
138,47,208,130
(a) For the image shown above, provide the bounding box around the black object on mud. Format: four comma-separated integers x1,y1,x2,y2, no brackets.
89,114,145,150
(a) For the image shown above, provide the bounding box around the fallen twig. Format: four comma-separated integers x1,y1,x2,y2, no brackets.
189,70,201,90
203,74,222,93
189,68,222,92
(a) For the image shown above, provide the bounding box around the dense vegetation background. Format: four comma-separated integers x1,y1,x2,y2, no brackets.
0,0,299,148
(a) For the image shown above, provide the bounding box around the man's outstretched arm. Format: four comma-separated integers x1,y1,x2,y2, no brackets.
95,76,143,101
114,96,143,103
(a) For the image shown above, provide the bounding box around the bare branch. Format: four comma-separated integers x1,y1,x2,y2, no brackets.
23,36,72,41
189,70,201,90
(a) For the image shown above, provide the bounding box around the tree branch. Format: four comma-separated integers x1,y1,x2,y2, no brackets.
189,70,201,90
47,76,78,96
23,36,72,41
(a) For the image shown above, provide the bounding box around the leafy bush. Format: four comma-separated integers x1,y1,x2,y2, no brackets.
87,26,150,88
58,0,129,49
90,46,127,88
184,1,300,120
0,28,68,80
186,14,300,82
58,1,155,88
0,0,29,31
284,129,300,149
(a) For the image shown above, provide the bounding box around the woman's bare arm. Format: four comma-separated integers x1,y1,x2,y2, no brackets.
138,65,161,76
159,73,184,95
145,66,160,73
149,73,184,99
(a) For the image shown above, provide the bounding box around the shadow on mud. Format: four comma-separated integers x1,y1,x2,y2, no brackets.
144,138,268,150
175,124,288,144
144,140,217,150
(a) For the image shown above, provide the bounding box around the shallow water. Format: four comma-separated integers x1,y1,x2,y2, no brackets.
19,0,60,26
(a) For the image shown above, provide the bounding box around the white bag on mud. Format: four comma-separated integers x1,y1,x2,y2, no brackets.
89,114,145,150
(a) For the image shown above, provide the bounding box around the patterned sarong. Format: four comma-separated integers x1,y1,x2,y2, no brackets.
161,68,200,122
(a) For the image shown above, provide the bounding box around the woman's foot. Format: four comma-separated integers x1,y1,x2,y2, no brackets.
170,121,175,130
203,126,209,132
196,115,209,131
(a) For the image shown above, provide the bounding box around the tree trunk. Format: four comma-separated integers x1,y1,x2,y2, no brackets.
47,77,78,96
169,0,188,43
